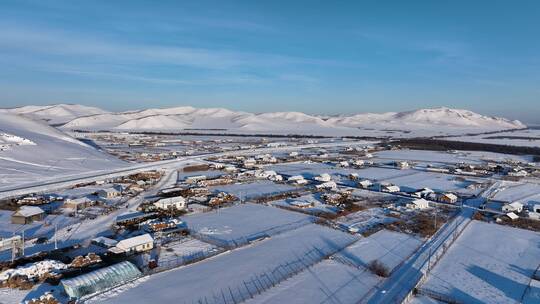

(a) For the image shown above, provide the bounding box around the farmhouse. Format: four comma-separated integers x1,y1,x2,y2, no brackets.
64,197,93,210
502,201,523,213
110,234,154,254
290,201,314,209
288,175,308,185
358,179,373,189
381,184,400,193
439,193,458,204
98,187,121,199
314,173,332,182
154,196,187,210
406,198,430,210
316,181,338,190
11,206,45,224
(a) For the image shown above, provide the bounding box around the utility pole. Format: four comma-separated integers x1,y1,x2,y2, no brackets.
21,229,25,256
54,223,58,250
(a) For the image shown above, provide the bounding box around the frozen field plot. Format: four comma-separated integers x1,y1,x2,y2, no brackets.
209,180,296,199
91,224,358,304
420,221,540,304
336,208,397,234
270,193,338,215
383,171,479,194
183,203,313,246
335,229,423,273
245,259,381,304
373,149,532,164
484,180,540,206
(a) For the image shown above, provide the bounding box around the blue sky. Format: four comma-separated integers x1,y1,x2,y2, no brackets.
1,0,539,122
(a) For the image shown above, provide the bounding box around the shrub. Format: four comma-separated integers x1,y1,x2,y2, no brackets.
368,260,389,277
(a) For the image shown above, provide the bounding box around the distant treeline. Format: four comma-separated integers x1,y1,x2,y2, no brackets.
391,138,540,160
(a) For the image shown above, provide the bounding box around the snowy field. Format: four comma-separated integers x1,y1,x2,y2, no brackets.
335,229,423,273
373,149,532,165
183,203,313,246
484,180,540,206
158,237,218,261
420,221,540,304
446,129,540,148
245,259,381,304
382,171,480,194
90,224,359,304
0,210,79,239
336,208,397,233
209,180,296,199
270,193,338,215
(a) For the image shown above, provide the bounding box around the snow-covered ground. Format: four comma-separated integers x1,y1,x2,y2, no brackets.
484,180,540,206
88,224,358,304
183,203,313,246
336,208,397,234
0,113,126,187
445,129,540,148
209,180,296,200
335,229,423,273
373,149,532,165
270,193,338,215
420,221,540,304
245,259,381,304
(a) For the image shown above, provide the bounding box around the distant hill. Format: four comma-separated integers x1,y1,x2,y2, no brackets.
1,104,526,137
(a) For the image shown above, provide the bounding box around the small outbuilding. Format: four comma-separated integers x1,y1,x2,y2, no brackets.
11,206,45,224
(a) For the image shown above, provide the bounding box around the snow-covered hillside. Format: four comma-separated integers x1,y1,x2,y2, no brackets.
55,105,525,136
0,104,109,125
0,113,126,186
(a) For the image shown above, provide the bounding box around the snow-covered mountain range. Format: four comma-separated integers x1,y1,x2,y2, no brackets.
1,104,526,137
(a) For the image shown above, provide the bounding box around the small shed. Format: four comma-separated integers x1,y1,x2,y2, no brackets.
439,193,458,204
11,206,45,224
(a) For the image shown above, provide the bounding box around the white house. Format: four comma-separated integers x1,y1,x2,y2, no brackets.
381,184,400,193
290,201,313,209
358,179,372,189
314,173,332,182
502,201,523,213
154,196,187,210
337,161,349,168
439,193,458,204
111,234,154,254
413,188,434,198
352,160,365,167
406,198,430,210
316,181,338,190
288,175,308,185
243,158,257,168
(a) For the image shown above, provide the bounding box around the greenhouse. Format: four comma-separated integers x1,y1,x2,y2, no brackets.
61,261,142,299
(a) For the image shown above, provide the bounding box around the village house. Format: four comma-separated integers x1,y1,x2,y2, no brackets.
290,201,314,209
358,179,373,189
64,197,93,210
412,188,434,198
288,175,308,185
98,187,122,199
406,198,430,210
396,161,410,169
316,181,338,190
110,234,154,254
381,184,400,193
11,206,45,224
243,158,257,168
185,175,207,184
502,201,524,213
153,196,187,211
439,193,458,204
337,161,349,168
314,173,332,182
